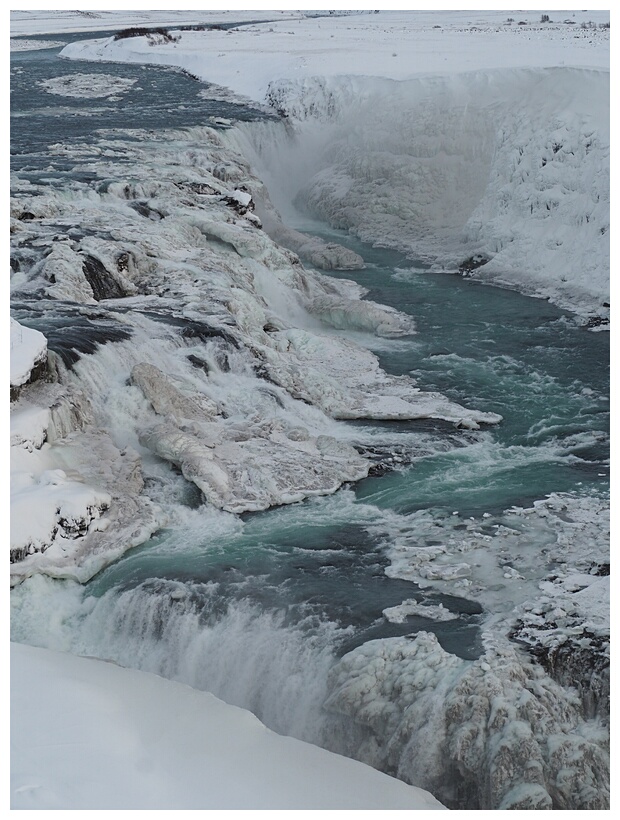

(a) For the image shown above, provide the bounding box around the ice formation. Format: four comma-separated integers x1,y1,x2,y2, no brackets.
67,12,609,321
241,68,609,320
324,630,608,810
38,73,138,99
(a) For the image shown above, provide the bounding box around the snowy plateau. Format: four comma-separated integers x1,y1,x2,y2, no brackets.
10,7,610,813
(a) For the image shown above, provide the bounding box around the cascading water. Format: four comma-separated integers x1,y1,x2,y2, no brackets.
11,37,609,810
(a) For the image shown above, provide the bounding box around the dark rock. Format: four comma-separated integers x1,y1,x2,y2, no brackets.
180,321,240,349
82,255,126,301
187,354,210,375
584,315,610,329
458,254,490,276
128,200,163,220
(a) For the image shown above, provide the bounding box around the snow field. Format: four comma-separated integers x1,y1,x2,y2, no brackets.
11,642,445,810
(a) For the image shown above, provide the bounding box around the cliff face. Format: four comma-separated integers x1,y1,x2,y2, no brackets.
250,68,609,321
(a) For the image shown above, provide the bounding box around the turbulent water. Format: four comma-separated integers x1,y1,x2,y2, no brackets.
10,35,609,810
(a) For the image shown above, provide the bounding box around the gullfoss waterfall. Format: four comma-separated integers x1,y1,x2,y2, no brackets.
10,36,609,810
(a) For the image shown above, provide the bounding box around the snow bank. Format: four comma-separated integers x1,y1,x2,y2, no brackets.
10,642,445,810
58,11,609,102
10,9,303,37
10,318,47,394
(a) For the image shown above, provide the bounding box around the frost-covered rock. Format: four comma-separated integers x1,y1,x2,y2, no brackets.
307,294,416,337
131,363,219,421
325,631,609,809
510,570,610,719
10,376,164,585
10,470,111,563
139,422,368,513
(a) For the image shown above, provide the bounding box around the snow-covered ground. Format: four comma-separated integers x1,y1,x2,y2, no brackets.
11,642,445,810
58,8,610,318
9,8,304,37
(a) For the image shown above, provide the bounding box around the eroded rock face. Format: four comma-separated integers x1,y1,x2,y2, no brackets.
509,573,610,721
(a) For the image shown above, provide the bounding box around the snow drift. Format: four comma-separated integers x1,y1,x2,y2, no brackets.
11,642,445,810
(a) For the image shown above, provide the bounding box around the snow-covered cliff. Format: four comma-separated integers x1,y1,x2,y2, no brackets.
253,68,609,318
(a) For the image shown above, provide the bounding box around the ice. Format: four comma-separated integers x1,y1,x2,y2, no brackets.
383,600,458,624
10,38,64,51
379,491,609,615
10,118,501,576
38,73,137,99
324,631,608,809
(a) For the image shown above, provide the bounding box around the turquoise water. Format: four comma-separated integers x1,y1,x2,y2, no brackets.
60,232,608,669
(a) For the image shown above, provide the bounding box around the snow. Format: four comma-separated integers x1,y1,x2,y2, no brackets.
57,11,610,103
10,641,446,810
10,319,47,389
58,9,609,318
10,8,303,37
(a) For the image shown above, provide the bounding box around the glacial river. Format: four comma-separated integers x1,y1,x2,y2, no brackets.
11,34,609,809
